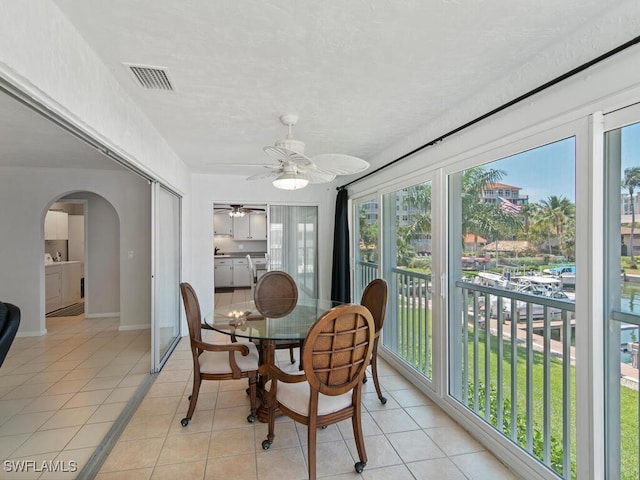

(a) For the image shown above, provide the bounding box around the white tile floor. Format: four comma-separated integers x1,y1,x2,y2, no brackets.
0,314,149,479
95,336,520,480
0,292,521,479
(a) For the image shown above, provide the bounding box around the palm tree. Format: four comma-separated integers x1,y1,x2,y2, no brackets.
518,203,537,241
403,183,432,237
461,167,506,248
535,195,575,255
403,183,432,256
622,167,640,268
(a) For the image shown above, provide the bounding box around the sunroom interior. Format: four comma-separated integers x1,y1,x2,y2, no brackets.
1,2,639,479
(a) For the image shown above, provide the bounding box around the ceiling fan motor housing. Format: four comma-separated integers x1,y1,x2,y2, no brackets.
274,137,306,154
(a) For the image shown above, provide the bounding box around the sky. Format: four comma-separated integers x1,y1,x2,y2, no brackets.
622,122,640,172
490,137,576,204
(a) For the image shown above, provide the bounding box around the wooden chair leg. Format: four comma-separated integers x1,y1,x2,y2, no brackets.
370,341,387,404
307,418,318,480
289,347,295,364
247,374,257,423
181,376,201,426
261,383,277,450
352,402,367,473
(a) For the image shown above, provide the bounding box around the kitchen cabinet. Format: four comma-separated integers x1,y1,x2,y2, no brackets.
214,258,233,287
232,258,251,286
45,267,62,313
233,214,267,240
213,212,233,236
44,211,69,240
45,261,81,313
214,257,253,288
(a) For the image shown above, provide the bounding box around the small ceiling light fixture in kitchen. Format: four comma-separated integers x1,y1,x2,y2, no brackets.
272,171,309,190
228,206,245,217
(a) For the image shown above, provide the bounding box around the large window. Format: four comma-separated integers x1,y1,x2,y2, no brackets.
449,138,577,478
604,115,640,480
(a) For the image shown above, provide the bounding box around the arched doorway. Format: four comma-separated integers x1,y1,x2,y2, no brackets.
44,191,120,329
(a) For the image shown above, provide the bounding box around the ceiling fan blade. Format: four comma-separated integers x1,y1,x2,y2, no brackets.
311,154,370,175
264,145,313,166
301,168,336,184
246,170,281,181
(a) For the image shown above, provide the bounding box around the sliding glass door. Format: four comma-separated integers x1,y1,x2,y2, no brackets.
269,205,318,297
151,183,181,372
603,105,640,480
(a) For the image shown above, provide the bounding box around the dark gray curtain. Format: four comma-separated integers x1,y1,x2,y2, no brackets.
331,188,351,302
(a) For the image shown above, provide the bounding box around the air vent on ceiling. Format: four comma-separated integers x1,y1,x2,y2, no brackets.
126,65,174,91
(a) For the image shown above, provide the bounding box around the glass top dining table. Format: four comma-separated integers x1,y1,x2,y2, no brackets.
204,298,342,342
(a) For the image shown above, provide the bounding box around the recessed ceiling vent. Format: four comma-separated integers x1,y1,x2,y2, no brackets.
126,64,174,91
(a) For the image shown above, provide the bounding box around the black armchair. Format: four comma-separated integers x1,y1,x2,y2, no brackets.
0,302,20,367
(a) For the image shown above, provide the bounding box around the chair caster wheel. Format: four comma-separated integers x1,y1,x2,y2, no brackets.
245,387,250,396
247,414,256,423
261,440,271,450
379,396,387,404
362,376,368,384
355,461,366,473
188,395,192,400
180,418,190,427
321,425,327,429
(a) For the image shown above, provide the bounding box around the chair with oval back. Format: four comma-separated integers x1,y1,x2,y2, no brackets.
260,304,375,479
360,278,389,404
254,270,299,364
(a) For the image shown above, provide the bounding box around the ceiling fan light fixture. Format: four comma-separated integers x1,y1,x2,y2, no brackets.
272,171,309,190
228,210,245,218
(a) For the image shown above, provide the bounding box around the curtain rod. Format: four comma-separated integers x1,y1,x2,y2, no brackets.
338,34,640,191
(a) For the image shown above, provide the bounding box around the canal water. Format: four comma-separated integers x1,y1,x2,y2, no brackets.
619,281,640,364
547,282,640,364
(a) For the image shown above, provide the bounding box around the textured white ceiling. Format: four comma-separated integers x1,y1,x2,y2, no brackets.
0,94,122,170
3,1,640,176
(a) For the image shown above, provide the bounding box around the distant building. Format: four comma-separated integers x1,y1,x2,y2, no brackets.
482,183,529,207
464,233,487,252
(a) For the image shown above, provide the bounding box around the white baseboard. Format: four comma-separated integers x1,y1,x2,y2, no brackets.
85,312,120,319
118,324,150,331
16,329,47,337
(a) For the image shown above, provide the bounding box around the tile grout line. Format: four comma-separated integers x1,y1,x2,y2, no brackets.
75,371,157,480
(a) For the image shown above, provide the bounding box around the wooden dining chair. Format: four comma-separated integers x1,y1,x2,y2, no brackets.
360,278,389,404
260,304,375,479
253,270,299,364
179,282,259,426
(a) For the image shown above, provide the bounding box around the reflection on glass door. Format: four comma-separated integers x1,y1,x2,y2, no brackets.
269,205,318,297
354,197,379,300
604,115,640,480
151,183,181,372
381,181,433,380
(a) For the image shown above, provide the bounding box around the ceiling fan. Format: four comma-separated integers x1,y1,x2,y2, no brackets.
247,114,370,190
214,204,265,218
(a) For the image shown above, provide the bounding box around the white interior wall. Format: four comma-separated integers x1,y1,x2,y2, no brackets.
80,192,120,316
189,174,336,318
0,167,151,336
